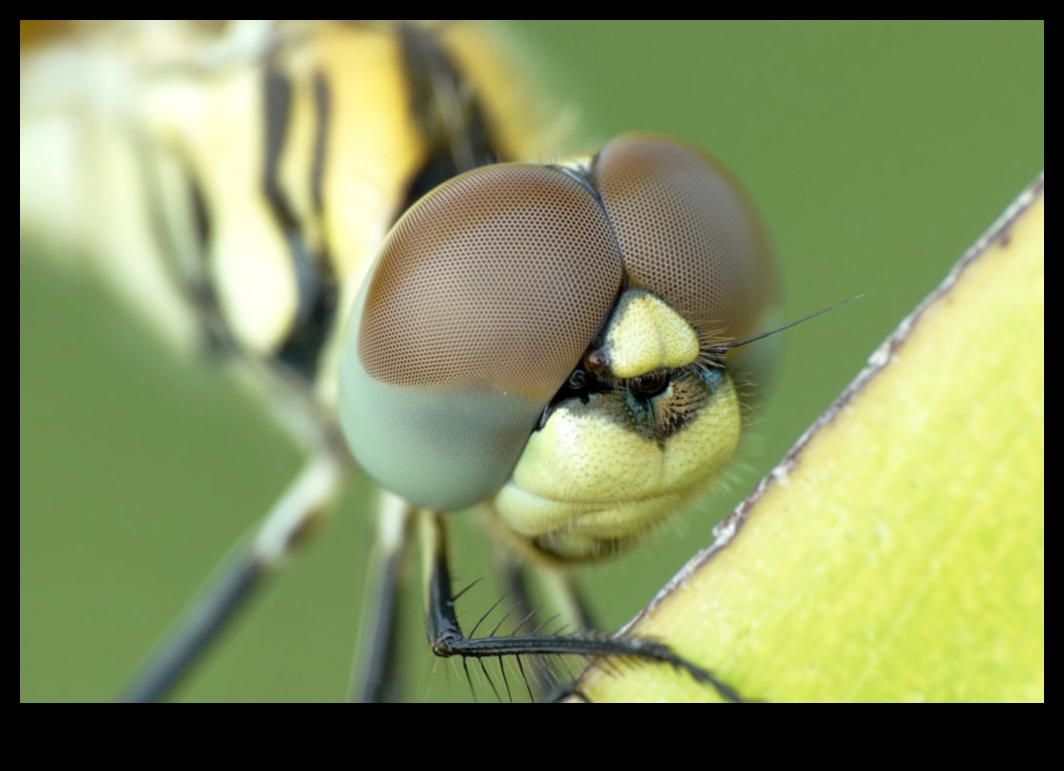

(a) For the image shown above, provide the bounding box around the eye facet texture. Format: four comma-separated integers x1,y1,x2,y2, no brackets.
340,164,623,509
339,135,777,511
592,134,777,352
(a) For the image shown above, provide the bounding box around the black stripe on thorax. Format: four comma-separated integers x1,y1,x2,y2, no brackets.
262,66,338,381
310,72,329,214
395,21,504,215
133,127,234,358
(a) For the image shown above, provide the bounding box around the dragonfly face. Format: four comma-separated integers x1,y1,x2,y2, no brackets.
341,134,776,562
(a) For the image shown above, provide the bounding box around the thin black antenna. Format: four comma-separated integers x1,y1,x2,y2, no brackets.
714,295,862,353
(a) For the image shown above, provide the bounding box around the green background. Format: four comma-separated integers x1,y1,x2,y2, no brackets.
20,20,1044,702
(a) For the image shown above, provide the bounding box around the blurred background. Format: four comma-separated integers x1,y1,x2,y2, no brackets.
20,20,1044,702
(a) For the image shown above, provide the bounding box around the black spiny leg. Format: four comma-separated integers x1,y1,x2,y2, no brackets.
495,558,608,699
351,492,415,703
421,511,742,703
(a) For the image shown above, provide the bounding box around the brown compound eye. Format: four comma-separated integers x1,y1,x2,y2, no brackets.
338,163,624,510
591,134,779,368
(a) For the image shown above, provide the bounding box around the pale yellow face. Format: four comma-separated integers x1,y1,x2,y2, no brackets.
493,289,742,562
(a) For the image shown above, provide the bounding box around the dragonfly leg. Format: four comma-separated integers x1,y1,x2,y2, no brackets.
350,491,415,703
492,557,601,698
119,450,345,702
421,511,742,703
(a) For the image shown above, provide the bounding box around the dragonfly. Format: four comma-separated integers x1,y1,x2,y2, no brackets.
20,20,782,702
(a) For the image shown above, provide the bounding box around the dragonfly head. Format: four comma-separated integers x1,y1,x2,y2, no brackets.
339,133,777,562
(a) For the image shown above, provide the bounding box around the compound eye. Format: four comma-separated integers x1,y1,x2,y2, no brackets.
339,164,623,510
591,134,779,366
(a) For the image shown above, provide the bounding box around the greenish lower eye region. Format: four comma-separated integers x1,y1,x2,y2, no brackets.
338,354,541,512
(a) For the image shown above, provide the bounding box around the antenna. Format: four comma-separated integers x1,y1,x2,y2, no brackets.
714,295,862,354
